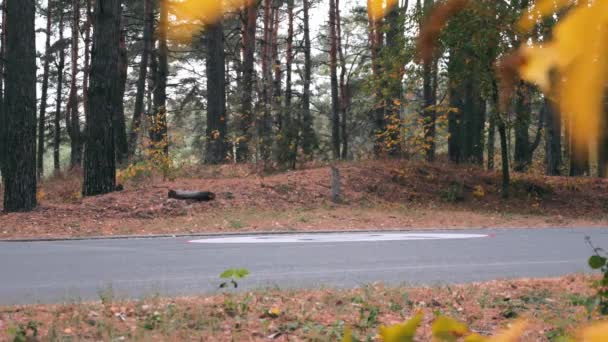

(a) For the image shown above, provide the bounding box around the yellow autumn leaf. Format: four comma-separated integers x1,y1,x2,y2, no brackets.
432,316,469,341
488,320,527,342
368,0,399,22
517,0,575,32
166,0,253,42
578,321,608,341
379,311,423,342
342,326,353,342
517,0,608,155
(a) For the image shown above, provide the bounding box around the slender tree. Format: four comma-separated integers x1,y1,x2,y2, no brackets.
38,2,53,180
336,0,349,160
329,0,341,160
545,98,562,175
237,1,257,162
67,0,82,168
128,0,153,157
83,0,92,124
205,22,228,164
0,0,6,177
83,0,121,196
3,0,38,211
54,9,66,172
301,0,316,155
150,0,168,155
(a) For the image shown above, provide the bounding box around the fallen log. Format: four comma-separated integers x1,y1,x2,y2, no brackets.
168,190,216,202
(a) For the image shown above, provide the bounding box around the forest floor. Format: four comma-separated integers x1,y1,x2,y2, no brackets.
0,275,598,341
1,159,607,239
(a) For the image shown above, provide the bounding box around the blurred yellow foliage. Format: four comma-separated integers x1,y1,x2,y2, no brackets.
368,0,399,21
517,0,608,154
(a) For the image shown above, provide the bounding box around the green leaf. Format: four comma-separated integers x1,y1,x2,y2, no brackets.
234,268,250,279
220,269,235,279
589,256,606,269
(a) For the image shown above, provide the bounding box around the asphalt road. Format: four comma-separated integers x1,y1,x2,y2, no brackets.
0,228,606,305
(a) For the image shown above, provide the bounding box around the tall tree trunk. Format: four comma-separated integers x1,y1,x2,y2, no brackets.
278,0,295,166
271,1,281,130
487,109,496,170
83,0,121,196
336,0,348,160
115,15,129,165
301,0,315,155
205,22,227,164
150,0,168,155
421,0,436,161
38,3,53,180
570,139,590,176
0,0,6,177
83,0,92,125
68,0,82,168
513,83,532,171
544,98,562,175
368,1,384,156
128,0,153,158
54,11,66,172
329,0,340,160
258,0,274,165
237,1,257,162
3,0,37,211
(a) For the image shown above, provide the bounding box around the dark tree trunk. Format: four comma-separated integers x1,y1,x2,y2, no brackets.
368,10,384,156
150,0,168,155
205,22,227,164
329,0,340,160
82,0,121,196
513,84,531,171
237,2,257,162
115,15,129,165
448,76,462,163
278,0,296,166
569,140,590,176
68,0,82,168
3,0,37,211
301,0,315,155
545,98,562,176
487,109,496,170
83,0,92,126
0,0,6,177
54,11,66,172
271,2,281,130
258,0,273,165
38,3,53,180
337,0,349,160
128,0,153,158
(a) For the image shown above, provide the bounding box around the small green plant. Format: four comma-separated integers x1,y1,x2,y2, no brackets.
228,220,245,229
586,236,608,315
440,182,464,203
219,268,250,289
10,321,39,342
143,311,162,330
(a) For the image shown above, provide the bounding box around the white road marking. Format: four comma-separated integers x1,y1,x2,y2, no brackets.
189,233,489,244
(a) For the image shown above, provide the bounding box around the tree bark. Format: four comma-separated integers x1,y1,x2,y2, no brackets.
329,0,340,160
68,0,82,168
545,98,562,176
150,0,168,155
0,0,6,177
115,15,129,165
487,109,496,170
128,0,153,158
38,3,53,180
83,0,92,126
54,10,66,173
3,0,37,211
83,0,121,196
300,0,316,155
336,0,349,160
237,1,257,162
205,22,228,164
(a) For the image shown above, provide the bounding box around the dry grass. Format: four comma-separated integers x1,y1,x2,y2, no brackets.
0,275,597,341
